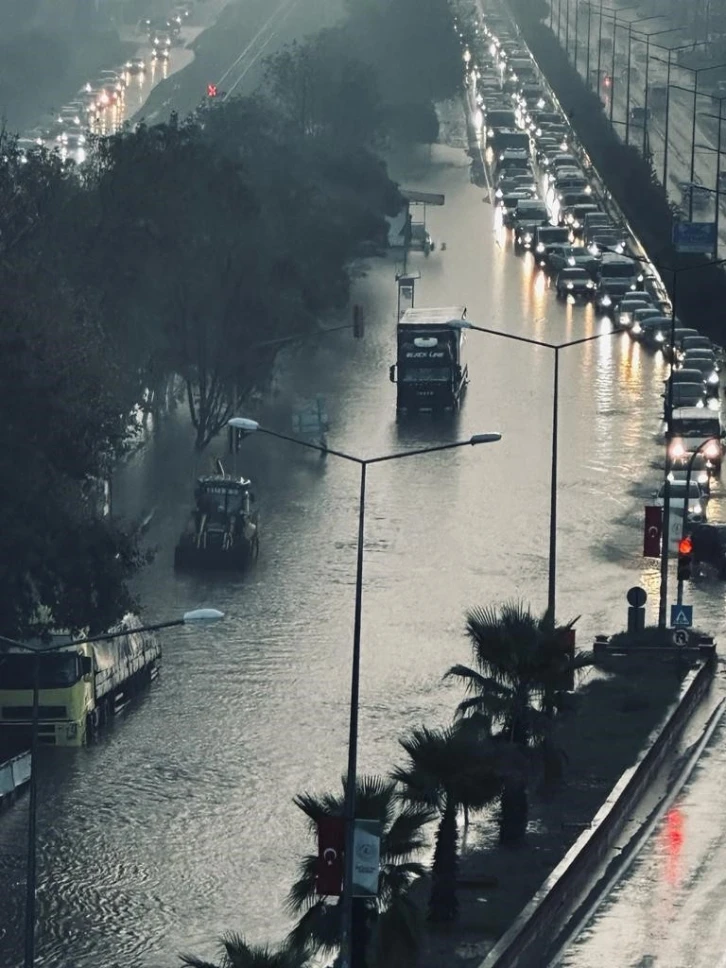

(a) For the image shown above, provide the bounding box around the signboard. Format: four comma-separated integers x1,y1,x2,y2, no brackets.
672,221,717,254
292,395,329,439
670,604,693,628
316,816,344,896
643,505,662,557
672,628,689,647
626,586,647,608
666,508,686,551
351,819,381,898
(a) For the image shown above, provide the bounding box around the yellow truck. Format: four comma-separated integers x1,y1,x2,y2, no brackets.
0,615,161,748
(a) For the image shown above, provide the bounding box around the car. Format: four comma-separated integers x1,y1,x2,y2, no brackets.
546,153,580,179
684,348,720,376
152,45,171,61
681,335,714,355
555,266,596,298
690,523,726,578
629,306,663,335
568,203,601,235
587,231,626,256
678,356,720,395
512,200,550,248
552,173,591,199
653,479,706,523
484,108,517,140
500,191,537,224
668,454,710,489
533,225,570,265
617,294,656,329
495,147,532,176
664,382,708,414
125,57,146,74
508,171,538,193
547,244,598,274
637,316,671,348
664,327,699,361
668,407,724,468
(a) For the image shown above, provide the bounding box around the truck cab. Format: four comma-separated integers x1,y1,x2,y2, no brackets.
389,307,468,413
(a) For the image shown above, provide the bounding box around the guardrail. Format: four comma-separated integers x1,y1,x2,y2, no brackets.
476,654,715,968
0,750,31,809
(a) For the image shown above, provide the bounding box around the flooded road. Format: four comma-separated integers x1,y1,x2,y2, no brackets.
559,714,726,968
2,121,726,967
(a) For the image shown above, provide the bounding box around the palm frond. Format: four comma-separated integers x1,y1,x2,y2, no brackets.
285,853,319,915
179,957,219,968
286,899,341,958
369,890,425,968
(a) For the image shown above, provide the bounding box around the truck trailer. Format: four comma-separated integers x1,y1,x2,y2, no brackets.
0,615,161,749
389,307,469,413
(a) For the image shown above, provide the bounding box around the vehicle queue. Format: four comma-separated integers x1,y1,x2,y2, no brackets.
468,7,726,579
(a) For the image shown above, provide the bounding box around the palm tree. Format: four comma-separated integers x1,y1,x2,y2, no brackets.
180,934,308,968
285,775,433,968
446,601,591,844
391,724,510,923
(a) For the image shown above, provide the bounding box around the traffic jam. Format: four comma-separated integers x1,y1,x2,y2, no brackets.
15,3,195,162
465,7,726,580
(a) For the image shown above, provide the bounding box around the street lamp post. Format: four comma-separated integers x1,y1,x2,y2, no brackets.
622,17,667,145
228,418,501,968
695,98,726,257
0,608,225,968
609,8,639,124
452,323,616,618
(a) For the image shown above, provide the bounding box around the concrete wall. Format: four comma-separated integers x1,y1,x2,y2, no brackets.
477,655,715,968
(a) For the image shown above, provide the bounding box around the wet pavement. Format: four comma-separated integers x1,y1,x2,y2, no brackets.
559,712,726,968
2,109,726,967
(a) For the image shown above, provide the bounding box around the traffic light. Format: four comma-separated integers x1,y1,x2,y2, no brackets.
677,536,693,581
207,83,218,97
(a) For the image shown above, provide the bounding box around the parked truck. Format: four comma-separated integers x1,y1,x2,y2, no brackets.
0,615,161,749
389,307,469,413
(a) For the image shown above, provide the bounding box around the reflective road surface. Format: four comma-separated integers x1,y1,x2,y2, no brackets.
559,715,726,968
2,120,726,966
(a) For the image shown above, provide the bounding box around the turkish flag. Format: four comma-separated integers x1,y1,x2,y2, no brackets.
644,505,663,557
316,817,345,896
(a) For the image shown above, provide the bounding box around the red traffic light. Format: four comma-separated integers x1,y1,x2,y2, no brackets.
678,536,693,556
207,83,218,97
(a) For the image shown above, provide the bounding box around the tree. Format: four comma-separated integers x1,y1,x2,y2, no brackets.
446,602,590,844
264,30,384,147
0,134,146,638
180,935,309,968
286,775,432,967
392,725,506,922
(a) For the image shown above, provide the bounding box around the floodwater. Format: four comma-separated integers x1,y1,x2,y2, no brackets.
2,118,726,967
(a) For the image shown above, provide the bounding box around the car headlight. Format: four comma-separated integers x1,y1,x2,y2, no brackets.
601,294,612,307
708,371,719,384
524,233,533,243
697,398,706,408
655,331,665,342
589,244,599,255
586,280,594,288
536,242,545,252
629,283,637,290
704,441,721,458
584,185,592,194
637,273,644,282
495,188,503,198
567,256,576,266
698,470,709,483
616,243,625,254
566,214,574,224
670,439,686,459
631,321,642,334
620,312,631,325
572,220,580,229
537,98,546,108
692,501,702,514
566,282,574,289
487,128,494,137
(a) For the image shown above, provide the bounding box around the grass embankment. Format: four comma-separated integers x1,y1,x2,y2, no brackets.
416,653,693,968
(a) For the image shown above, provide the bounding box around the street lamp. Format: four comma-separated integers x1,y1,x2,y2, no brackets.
228,418,501,968
450,322,616,618
0,608,225,968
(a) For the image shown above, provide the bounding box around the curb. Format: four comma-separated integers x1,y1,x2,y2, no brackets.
476,654,715,968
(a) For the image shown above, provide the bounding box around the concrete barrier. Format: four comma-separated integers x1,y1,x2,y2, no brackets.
477,655,715,968
0,750,31,810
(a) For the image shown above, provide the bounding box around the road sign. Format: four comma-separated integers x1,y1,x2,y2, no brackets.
643,505,662,557
672,628,689,647
670,604,693,628
626,586,647,608
672,221,716,254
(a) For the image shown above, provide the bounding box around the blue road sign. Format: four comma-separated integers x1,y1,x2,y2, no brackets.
672,221,716,254
670,604,693,628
